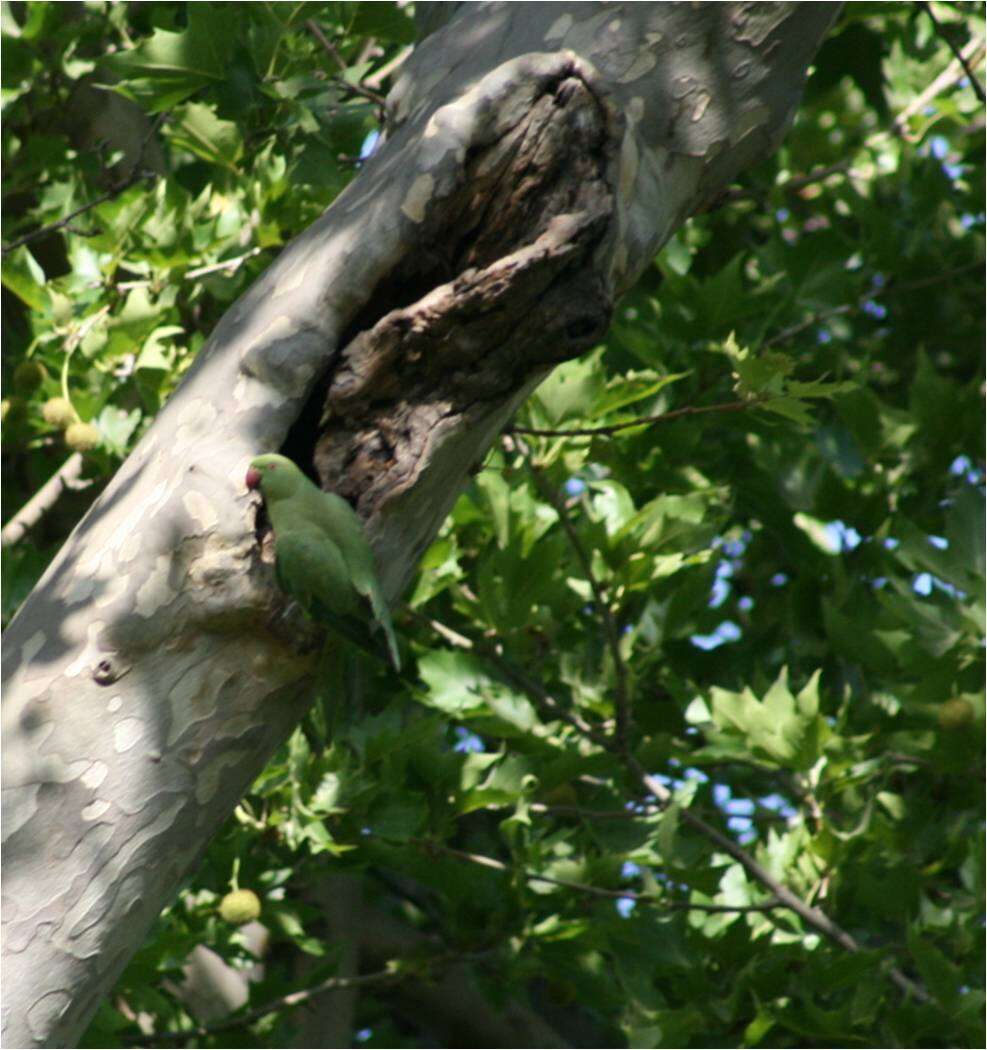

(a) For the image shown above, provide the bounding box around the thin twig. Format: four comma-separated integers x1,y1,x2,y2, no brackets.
916,3,985,101
722,34,984,208
530,802,662,820
763,304,854,349
722,161,854,204
418,616,931,1004
185,248,263,279
364,45,412,90
305,19,387,107
3,172,152,253
1,454,93,548
627,757,930,1002
416,611,602,741
893,34,986,134
132,966,403,1045
525,458,633,752
510,398,756,438
415,838,784,913
764,261,984,348
2,115,164,255
116,247,266,290
132,948,495,1045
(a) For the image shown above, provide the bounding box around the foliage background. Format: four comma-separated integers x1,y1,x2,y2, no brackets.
2,2,984,1047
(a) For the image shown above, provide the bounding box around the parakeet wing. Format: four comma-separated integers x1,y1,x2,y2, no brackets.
300,488,401,671
252,455,401,670
274,528,394,665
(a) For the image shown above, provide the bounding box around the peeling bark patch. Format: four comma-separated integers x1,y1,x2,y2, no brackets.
183,490,219,532
619,50,658,83
80,761,109,789
401,174,435,223
135,555,177,618
315,69,617,515
546,14,573,40
196,752,247,805
174,401,219,453
21,630,46,668
65,621,109,679
28,991,72,1040
96,574,131,608
113,718,144,754
733,102,772,144
691,90,712,122
81,800,111,822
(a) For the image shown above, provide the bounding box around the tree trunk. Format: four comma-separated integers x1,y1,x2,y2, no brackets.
0,3,840,1045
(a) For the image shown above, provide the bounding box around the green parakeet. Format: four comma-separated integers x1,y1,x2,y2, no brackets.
246,454,400,671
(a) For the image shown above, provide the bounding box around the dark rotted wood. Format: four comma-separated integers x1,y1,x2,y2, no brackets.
314,75,615,514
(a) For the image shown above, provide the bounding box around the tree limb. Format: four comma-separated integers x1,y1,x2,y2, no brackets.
1,454,93,548
915,3,985,101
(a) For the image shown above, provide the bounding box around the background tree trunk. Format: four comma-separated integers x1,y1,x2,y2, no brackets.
1,3,840,1045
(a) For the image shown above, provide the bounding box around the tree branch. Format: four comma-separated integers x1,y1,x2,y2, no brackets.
893,33,986,134
1,454,93,548
418,617,932,1004
510,398,757,438
626,758,929,1001
2,115,163,255
524,455,633,752
131,947,498,1046
305,19,388,108
363,45,413,89
916,3,985,101
416,611,606,742
723,32,985,207
414,838,785,913
764,262,984,348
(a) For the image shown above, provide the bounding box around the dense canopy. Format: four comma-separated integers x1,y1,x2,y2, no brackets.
2,2,984,1047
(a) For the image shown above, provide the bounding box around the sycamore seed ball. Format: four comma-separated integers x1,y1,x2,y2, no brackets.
64,421,100,452
42,397,75,428
13,360,47,395
219,888,262,924
937,698,975,731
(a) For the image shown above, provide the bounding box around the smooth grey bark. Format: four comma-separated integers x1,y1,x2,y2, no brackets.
0,3,840,1046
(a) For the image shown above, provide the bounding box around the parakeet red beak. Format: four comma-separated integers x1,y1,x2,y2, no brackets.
245,466,262,490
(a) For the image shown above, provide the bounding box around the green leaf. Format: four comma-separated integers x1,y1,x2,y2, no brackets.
1,246,47,311
350,1,417,43
907,926,961,1008
96,405,141,456
103,9,235,111
531,351,605,424
166,103,243,170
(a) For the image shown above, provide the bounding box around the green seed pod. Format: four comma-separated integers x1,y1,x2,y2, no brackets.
13,360,48,395
218,889,262,925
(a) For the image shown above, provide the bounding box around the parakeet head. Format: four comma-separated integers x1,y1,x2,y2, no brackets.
246,454,304,500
